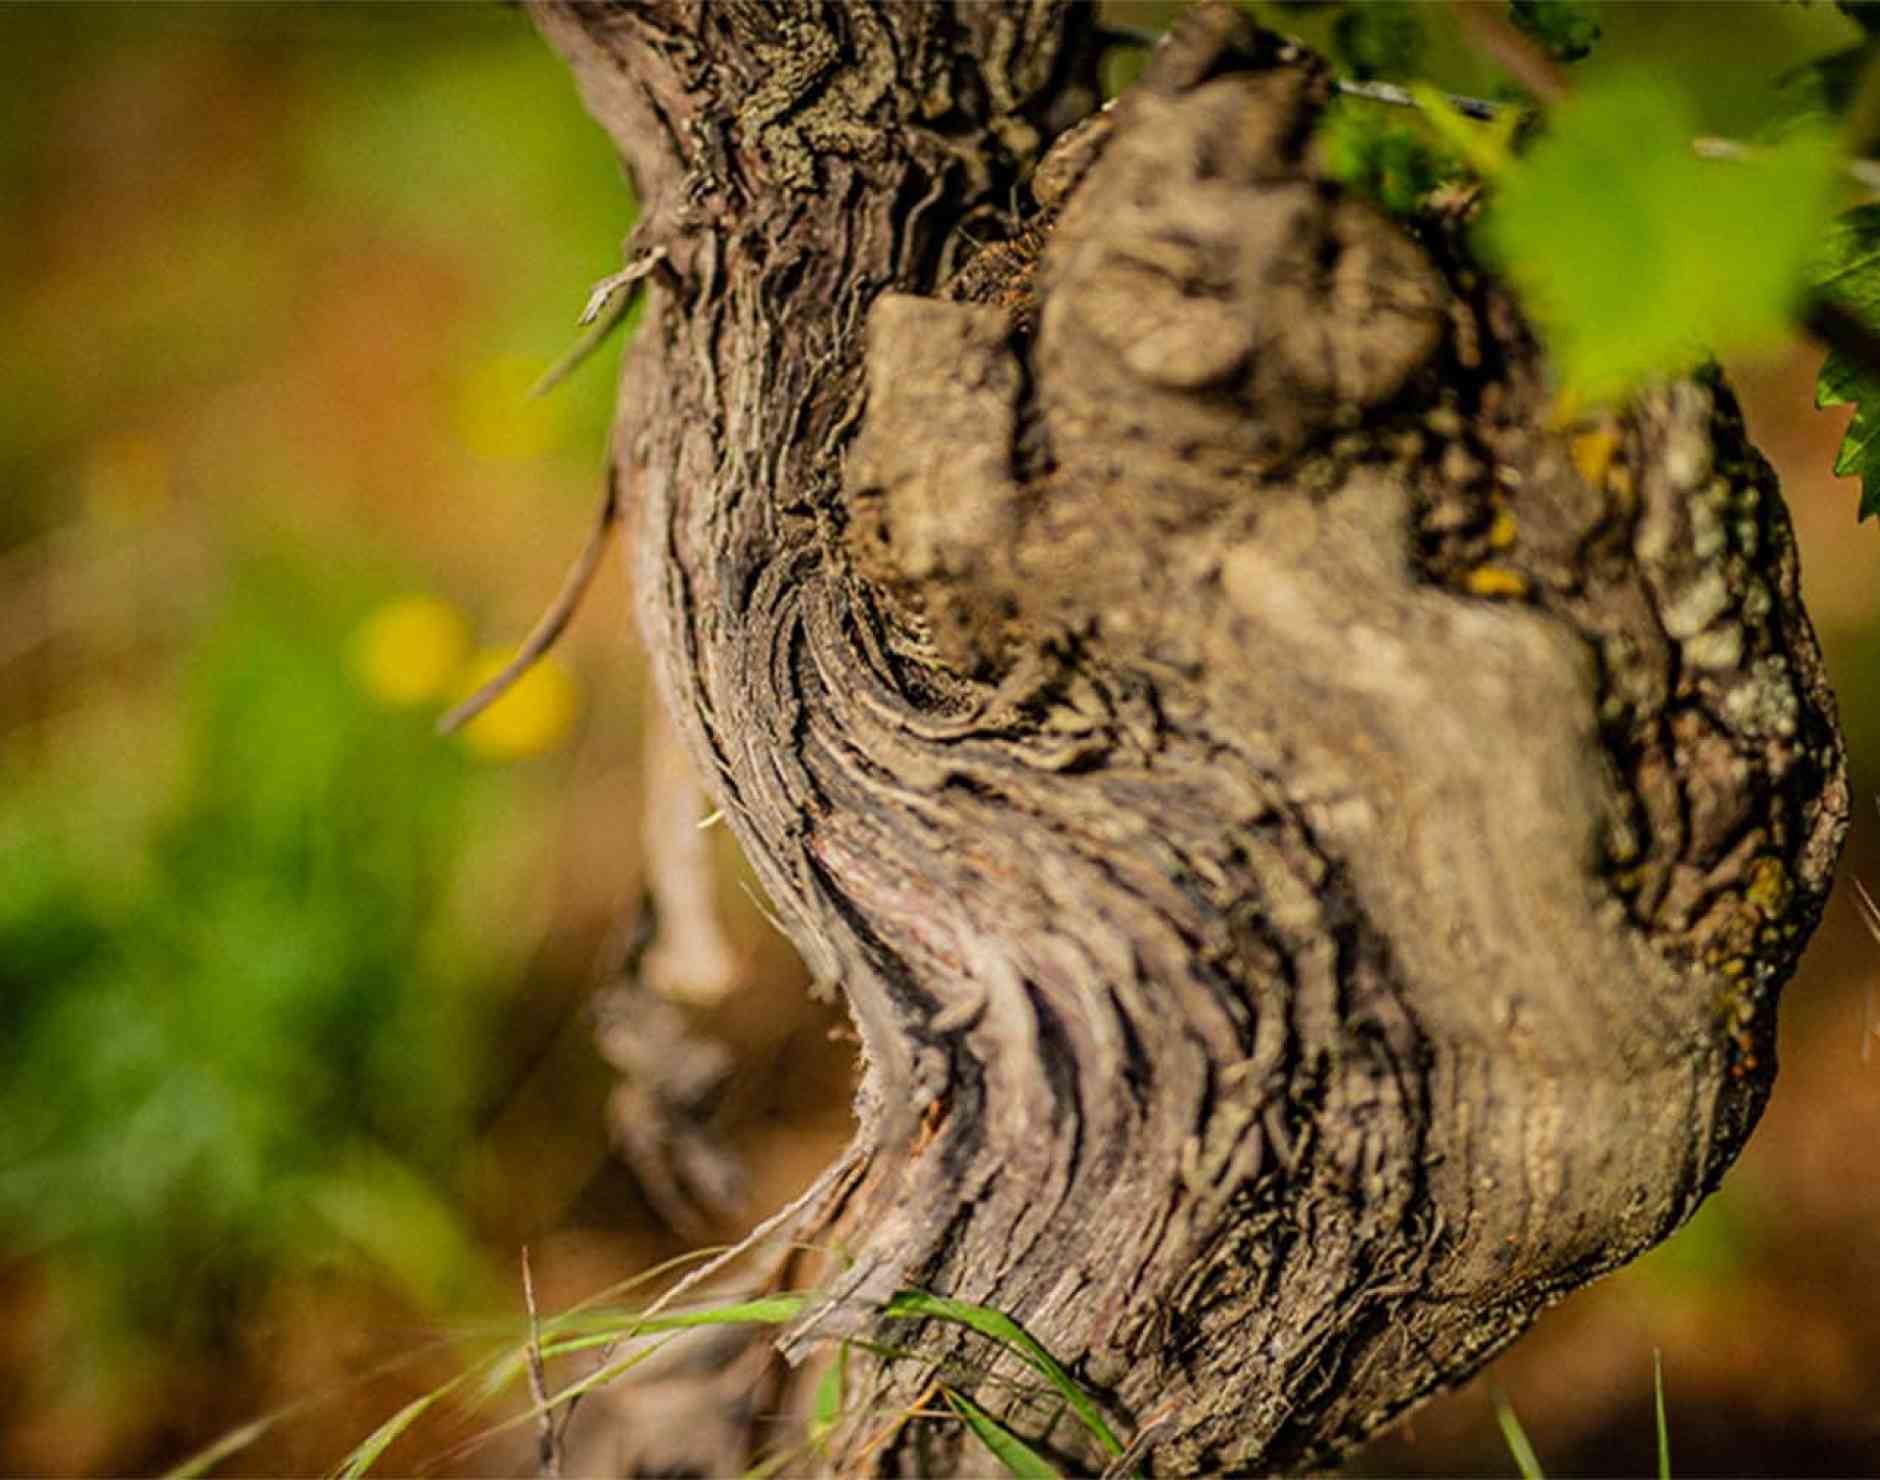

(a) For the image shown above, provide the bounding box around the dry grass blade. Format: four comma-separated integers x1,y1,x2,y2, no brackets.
521,1247,561,1478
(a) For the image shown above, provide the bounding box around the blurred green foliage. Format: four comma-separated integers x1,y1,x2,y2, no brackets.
1631,1186,1757,1289
1508,0,1603,63
1317,101,1465,216
0,4,636,1463
0,558,540,1349
1330,0,1426,82
1278,2,1860,421
1483,70,1840,408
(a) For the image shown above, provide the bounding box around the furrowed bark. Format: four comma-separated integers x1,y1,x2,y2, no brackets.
529,3,1848,1473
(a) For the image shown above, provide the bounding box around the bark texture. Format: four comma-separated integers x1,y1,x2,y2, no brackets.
530,3,1848,1473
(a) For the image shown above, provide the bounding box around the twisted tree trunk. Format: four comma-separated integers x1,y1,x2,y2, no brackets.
530,3,1848,1472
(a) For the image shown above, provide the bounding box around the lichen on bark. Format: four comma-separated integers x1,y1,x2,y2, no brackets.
529,3,1847,1472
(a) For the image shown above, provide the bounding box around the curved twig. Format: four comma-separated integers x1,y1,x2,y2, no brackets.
531,247,669,398
436,460,622,735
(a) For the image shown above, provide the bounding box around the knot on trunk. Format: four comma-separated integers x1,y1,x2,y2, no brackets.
822,11,1844,1471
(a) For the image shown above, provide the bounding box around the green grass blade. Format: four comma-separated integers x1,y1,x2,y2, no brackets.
885,1291,1124,1458
533,1294,808,1362
332,1386,451,1480
434,1293,814,1471
162,1325,496,1479
421,1337,682,1475
616,1290,809,1331
164,1414,278,1479
1654,1349,1670,1480
811,1340,848,1444
466,1248,751,1402
1491,1386,1546,1480
521,1294,804,1426
944,1388,1061,1479
521,1336,672,1418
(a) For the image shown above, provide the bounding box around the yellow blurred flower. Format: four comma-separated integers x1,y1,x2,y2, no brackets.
454,647,578,761
352,595,472,708
453,352,572,462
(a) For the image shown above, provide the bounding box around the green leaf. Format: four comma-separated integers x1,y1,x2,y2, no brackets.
1508,0,1601,63
1483,70,1840,408
1814,204,1880,330
884,1290,1125,1459
1331,1,1425,82
1812,204,1880,520
1492,1386,1547,1480
943,1388,1062,1480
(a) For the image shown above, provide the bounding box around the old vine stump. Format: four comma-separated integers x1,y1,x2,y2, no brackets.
531,3,1848,1473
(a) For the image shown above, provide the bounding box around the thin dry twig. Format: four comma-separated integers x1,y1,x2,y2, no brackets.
849,1377,943,1472
530,298,634,401
580,247,669,327
1337,77,1504,121
530,247,669,399
435,461,621,735
520,1247,563,1479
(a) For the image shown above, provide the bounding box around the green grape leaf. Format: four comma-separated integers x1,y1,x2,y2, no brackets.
1508,0,1602,63
1331,1,1425,82
1482,70,1840,409
1811,204,1880,520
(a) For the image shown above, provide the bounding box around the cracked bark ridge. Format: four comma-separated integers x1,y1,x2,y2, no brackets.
531,2,1847,1473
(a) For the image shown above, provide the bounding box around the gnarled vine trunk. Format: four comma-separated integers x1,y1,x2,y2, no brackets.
529,3,1847,1473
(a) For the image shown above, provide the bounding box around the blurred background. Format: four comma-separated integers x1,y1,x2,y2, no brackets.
1,3,1878,1476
